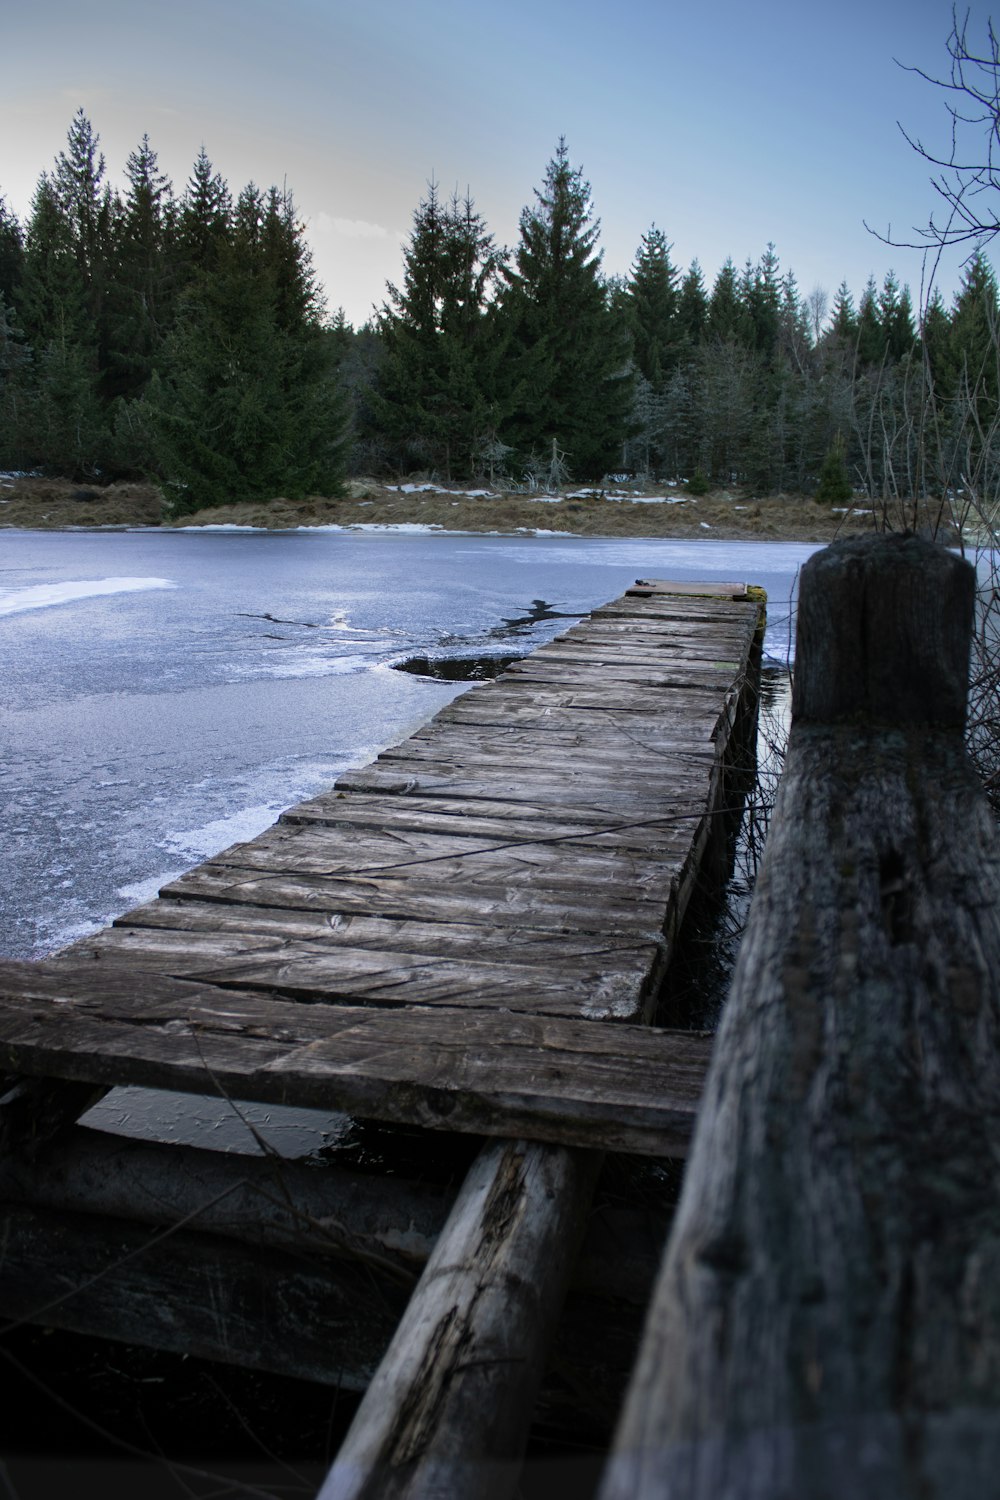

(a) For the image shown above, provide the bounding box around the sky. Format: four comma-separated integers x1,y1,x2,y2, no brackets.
2,0,997,329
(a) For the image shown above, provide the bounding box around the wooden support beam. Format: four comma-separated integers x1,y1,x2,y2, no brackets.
0,1202,406,1391
0,971,712,1157
0,1127,454,1273
319,1139,602,1500
0,1126,668,1302
602,534,1000,1500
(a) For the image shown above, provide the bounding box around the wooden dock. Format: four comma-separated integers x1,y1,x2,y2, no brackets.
0,577,765,1492
0,578,763,1157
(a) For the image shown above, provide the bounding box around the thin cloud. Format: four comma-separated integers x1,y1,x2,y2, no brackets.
315,212,401,241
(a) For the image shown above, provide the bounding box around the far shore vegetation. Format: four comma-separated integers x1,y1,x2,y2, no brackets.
1,112,997,532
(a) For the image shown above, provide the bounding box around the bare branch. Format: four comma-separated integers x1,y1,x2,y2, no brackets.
873,7,1000,254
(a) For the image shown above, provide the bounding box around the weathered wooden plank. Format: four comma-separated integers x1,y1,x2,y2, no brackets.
383,736,719,779
280,790,705,854
0,961,712,1156
566,629,759,657
400,682,733,716
160,864,673,934
198,817,699,890
318,1139,602,1500
572,586,753,610
186,818,707,906
70,926,656,1021
503,660,743,690
372,730,722,769
529,624,756,653
333,763,718,809
114,897,665,966
513,648,747,675
603,536,1000,1500
627,579,749,598
433,703,722,751
409,714,720,756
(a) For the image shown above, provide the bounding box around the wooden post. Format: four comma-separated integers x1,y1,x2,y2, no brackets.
602,533,1000,1500
318,1138,601,1500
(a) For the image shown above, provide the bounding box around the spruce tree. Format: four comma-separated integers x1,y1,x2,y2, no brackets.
742,244,783,357
815,433,853,503
878,271,917,362
0,196,24,306
856,276,886,365
52,109,113,379
707,259,741,343
920,288,955,400
148,180,347,511
13,173,106,476
0,291,30,469
371,182,504,478
829,282,859,345
948,249,1000,439
676,260,708,351
496,139,632,480
625,225,680,385
103,134,176,404
177,148,232,282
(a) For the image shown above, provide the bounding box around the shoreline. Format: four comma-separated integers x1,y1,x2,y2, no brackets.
0,477,877,545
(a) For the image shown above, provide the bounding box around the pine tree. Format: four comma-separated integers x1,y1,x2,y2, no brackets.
814,433,853,503
920,288,955,400
496,139,632,480
0,196,24,306
707,259,741,343
103,134,176,403
829,282,859,345
878,271,917,362
742,244,783,357
13,173,106,476
148,179,347,511
370,182,504,478
177,148,232,282
856,276,885,365
625,225,679,385
948,249,1000,439
676,260,708,351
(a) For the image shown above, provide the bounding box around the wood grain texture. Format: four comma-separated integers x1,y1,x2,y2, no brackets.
318,1139,602,1500
0,1126,454,1272
2,583,762,1147
603,536,999,1500
0,960,712,1155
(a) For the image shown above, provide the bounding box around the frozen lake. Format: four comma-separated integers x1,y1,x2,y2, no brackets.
1,524,815,1152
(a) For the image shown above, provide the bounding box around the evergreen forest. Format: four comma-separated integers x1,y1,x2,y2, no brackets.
2,113,998,512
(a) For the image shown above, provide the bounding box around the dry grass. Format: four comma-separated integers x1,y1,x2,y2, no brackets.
0,475,881,543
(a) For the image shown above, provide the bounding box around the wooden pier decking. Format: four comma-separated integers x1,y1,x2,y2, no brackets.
0,577,765,1494
3,543,994,1500
0,578,764,1157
